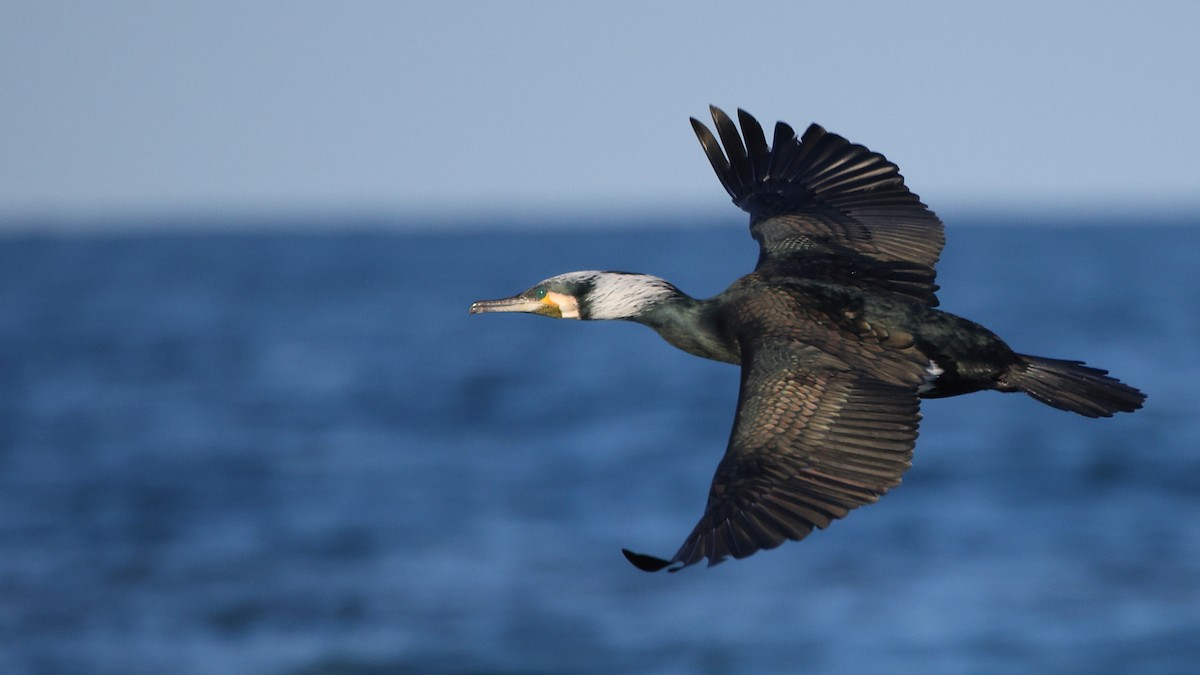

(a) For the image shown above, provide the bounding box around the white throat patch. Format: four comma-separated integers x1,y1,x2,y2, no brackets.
547,291,580,319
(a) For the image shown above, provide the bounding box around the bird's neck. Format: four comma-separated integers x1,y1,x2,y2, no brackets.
630,294,739,365
580,273,737,363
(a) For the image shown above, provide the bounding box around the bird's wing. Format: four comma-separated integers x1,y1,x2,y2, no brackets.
623,338,922,572
691,107,944,306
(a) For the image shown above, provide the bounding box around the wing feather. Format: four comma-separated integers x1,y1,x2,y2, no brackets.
692,107,945,306
711,106,752,187
625,339,923,571
736,108,772,182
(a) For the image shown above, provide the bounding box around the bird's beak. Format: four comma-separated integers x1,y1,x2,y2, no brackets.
470,291,577,319
469,295,545,315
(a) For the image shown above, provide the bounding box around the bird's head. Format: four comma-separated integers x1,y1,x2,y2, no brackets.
470,270,680,321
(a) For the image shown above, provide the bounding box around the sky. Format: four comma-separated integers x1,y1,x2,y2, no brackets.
1,1,1198,228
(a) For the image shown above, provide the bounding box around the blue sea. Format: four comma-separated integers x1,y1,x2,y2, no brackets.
1,213,1198,674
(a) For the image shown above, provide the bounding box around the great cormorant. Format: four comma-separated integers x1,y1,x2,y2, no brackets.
469,107,1145,572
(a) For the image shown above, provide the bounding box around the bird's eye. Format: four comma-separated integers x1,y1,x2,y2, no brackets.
533,287,548,300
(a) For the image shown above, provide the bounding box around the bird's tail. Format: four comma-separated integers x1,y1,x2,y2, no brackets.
1004,355,1145,418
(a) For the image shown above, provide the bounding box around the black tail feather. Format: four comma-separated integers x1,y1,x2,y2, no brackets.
1006,355,1145,418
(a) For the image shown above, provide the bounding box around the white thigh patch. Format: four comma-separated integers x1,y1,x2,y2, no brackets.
918,360,943,394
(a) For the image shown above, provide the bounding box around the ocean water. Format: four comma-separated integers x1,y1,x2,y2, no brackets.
1,215,1197,674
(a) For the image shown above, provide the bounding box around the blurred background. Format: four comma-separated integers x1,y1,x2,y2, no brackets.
2,2,1198,673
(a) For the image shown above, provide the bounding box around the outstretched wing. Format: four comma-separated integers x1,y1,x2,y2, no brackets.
691,107,944,306
623,338,922,572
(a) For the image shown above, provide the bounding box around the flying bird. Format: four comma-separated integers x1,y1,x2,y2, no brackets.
469,107,1145,572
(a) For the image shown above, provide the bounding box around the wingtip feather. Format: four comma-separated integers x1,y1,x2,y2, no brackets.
621,548,676,573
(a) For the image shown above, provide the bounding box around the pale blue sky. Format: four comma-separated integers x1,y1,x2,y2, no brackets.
2,1,1197,226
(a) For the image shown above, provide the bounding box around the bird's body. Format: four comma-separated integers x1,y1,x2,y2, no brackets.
471,108,1145,572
